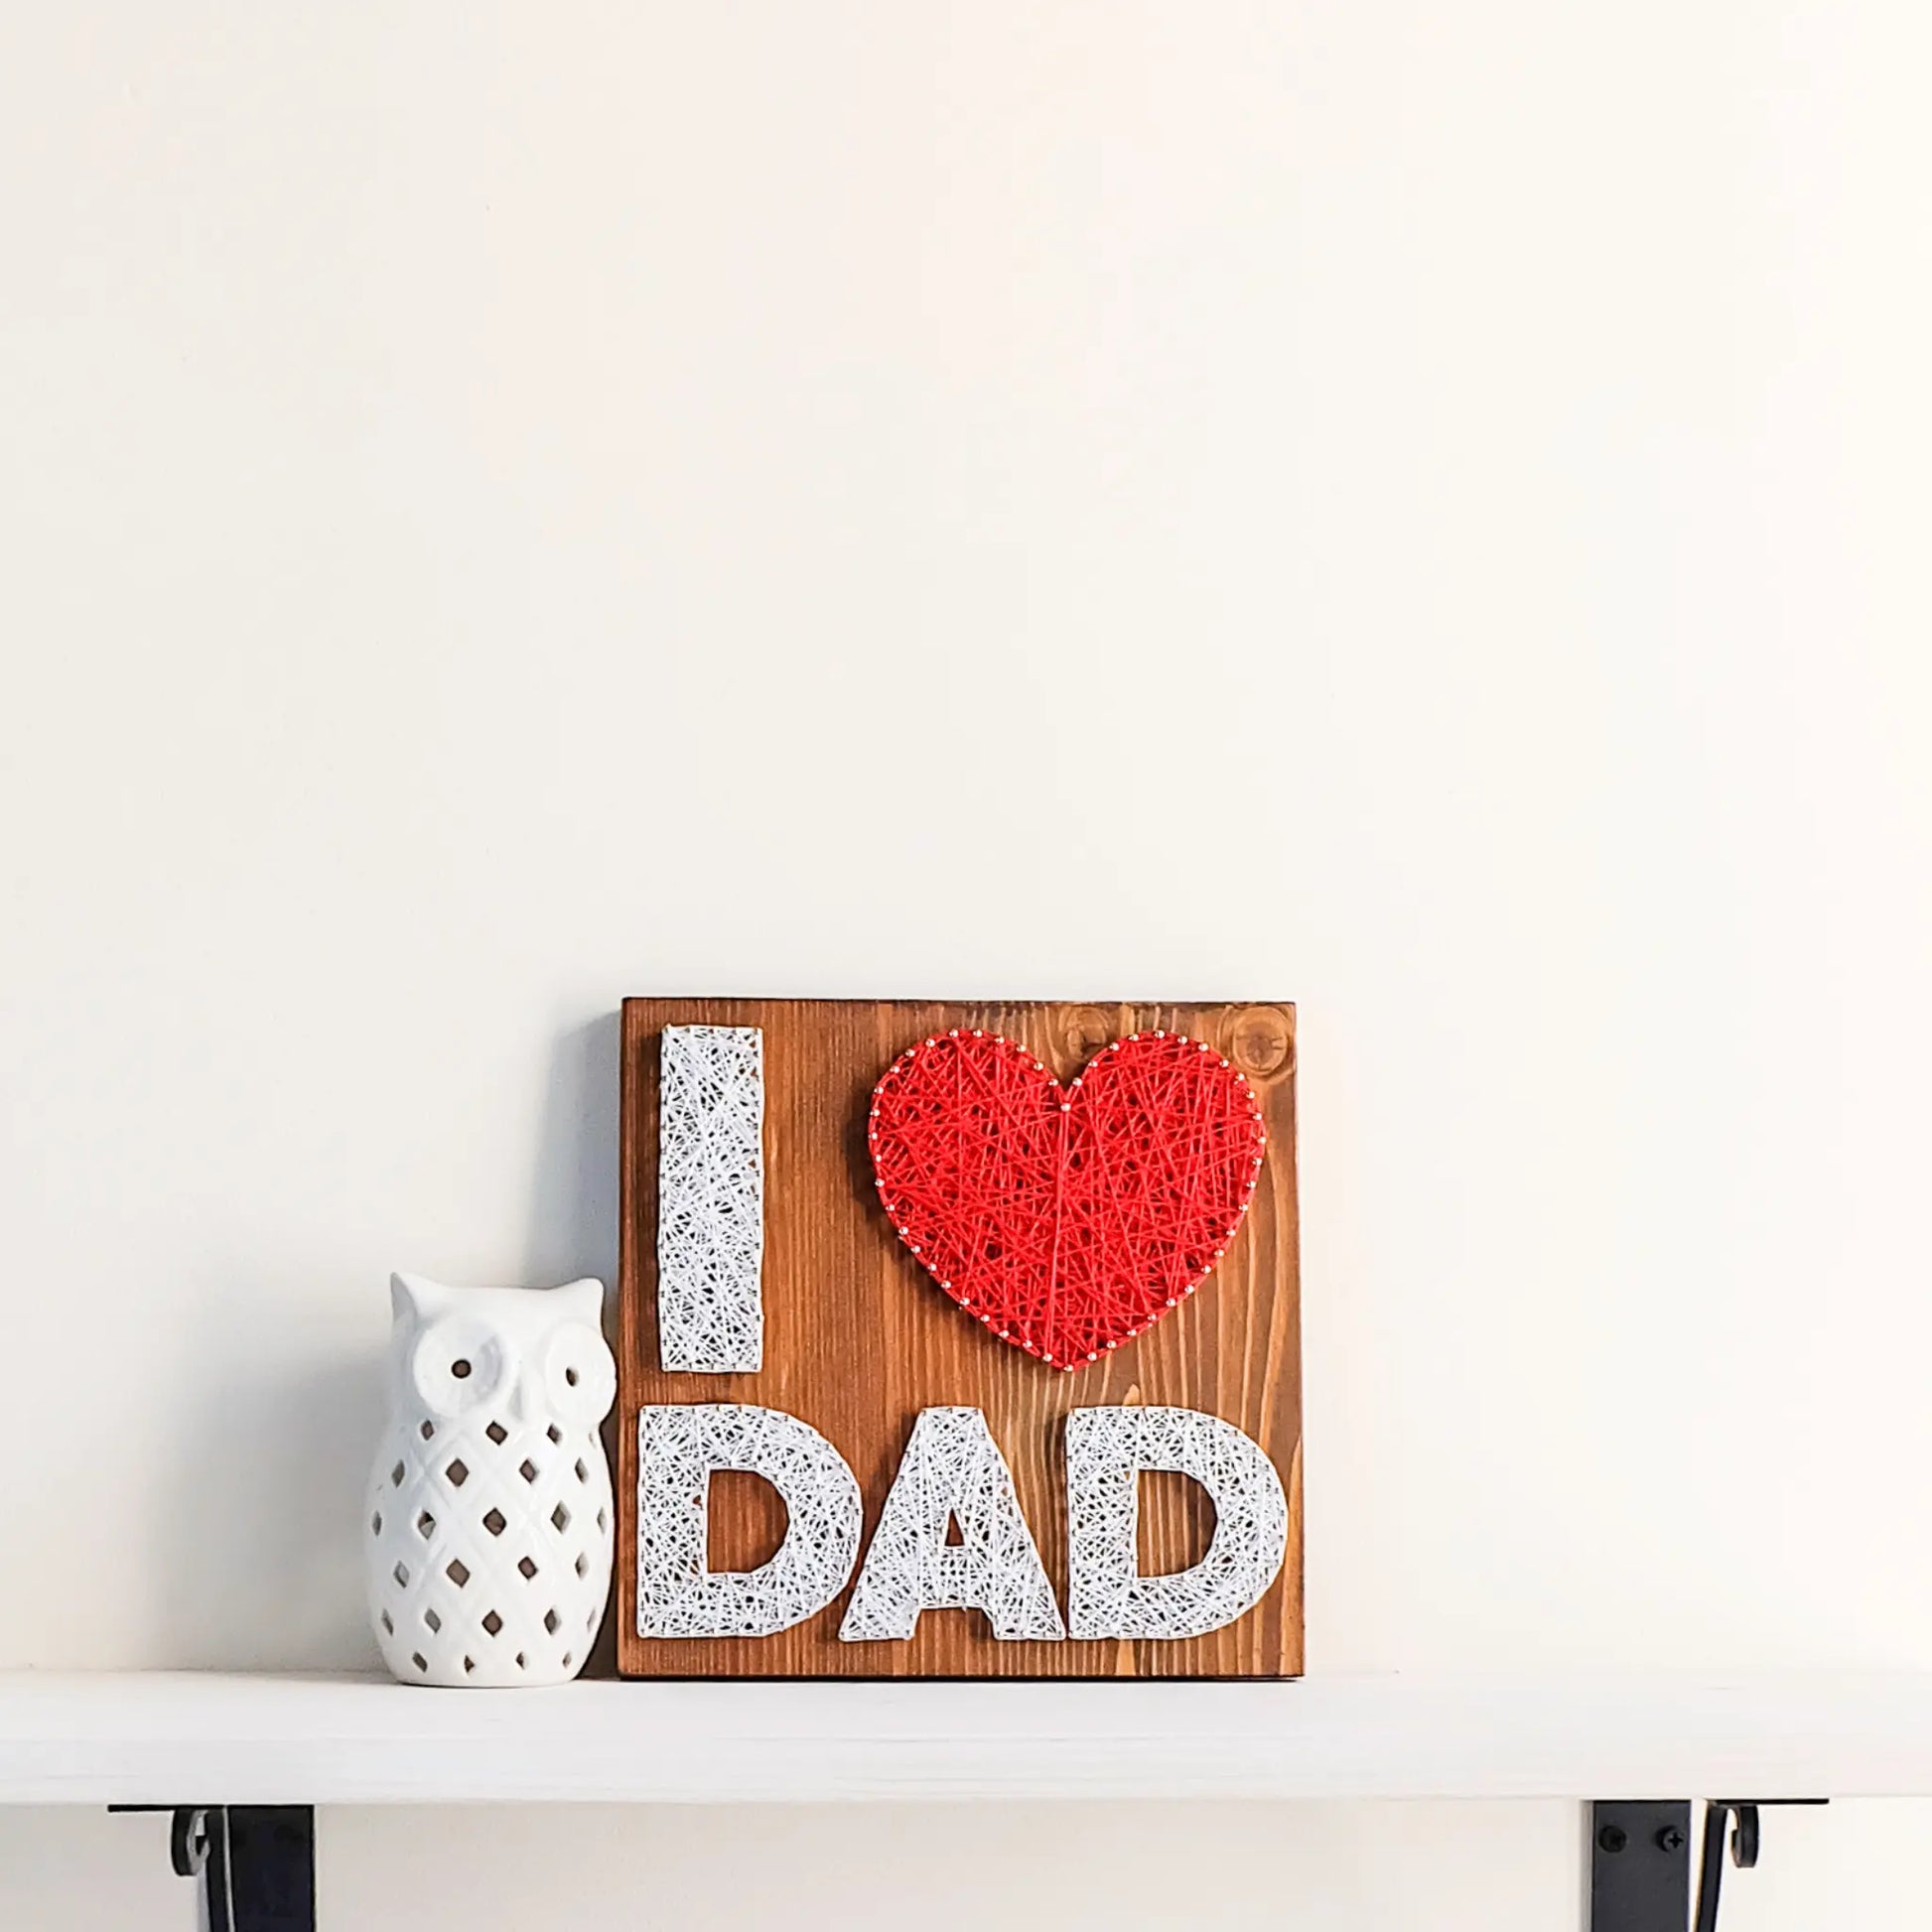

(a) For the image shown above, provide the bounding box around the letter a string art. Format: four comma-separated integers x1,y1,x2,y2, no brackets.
867,1031,1267,1369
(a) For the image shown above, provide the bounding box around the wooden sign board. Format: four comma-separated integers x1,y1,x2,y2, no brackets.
617,998,1302,1679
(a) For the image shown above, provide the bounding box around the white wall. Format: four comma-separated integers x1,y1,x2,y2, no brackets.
2,1,1928,1925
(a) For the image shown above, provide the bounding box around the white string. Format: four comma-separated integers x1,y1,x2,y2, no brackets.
657,1025,764,1373
840,1407,1065,1642
1064,1406,1288,1640
636,1404,862,1638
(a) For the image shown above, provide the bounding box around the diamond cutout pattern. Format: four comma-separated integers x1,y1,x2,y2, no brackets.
368,1397,615,1689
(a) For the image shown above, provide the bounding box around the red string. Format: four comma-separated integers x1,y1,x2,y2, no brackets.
868,1030,1266,1371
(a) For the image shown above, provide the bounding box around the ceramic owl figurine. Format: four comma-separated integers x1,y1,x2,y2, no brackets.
366,1273,617,1687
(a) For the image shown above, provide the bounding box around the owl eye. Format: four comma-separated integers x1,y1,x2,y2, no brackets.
542,1321,615,1425
410,1317,513,1418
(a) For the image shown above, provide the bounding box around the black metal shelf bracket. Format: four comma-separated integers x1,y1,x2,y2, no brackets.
1591,1798,1827,1932
111,1805,315,1932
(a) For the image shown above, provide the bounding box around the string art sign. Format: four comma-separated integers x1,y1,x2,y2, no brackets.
618,999,1302,1681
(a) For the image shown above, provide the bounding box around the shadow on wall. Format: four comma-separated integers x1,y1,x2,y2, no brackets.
148,1331,386,1671
524,1011,621,1293
146,1011,624,1671
528,1010,624,1676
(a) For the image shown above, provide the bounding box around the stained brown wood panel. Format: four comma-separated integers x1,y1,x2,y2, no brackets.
617,999,1302,1679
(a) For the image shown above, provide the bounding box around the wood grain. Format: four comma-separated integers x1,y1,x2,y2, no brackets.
617,999,1302,1679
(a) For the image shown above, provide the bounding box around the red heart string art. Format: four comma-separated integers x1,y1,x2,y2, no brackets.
867,1030,1267,1370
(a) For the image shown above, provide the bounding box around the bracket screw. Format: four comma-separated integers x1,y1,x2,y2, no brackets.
1657,1826,1687,1853
1597,1825,1628,1855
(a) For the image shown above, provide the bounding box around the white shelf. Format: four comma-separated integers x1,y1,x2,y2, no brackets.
2,1670,1931,1806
